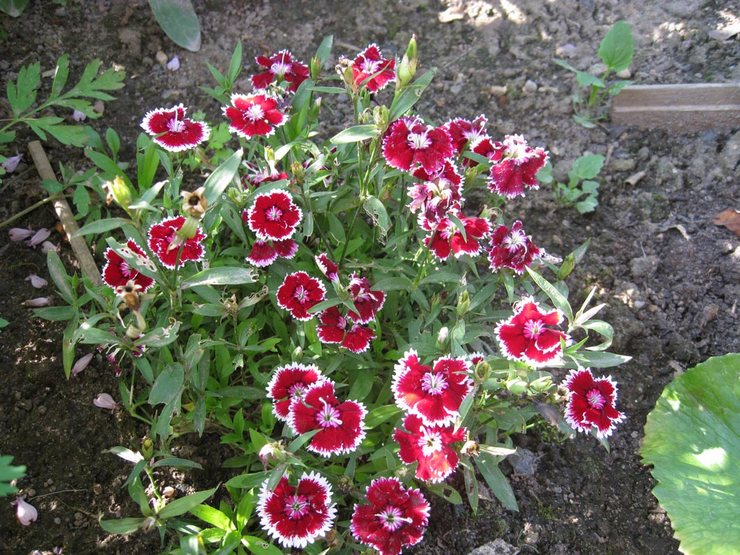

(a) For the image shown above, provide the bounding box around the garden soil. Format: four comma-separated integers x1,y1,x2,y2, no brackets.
1,1,738,554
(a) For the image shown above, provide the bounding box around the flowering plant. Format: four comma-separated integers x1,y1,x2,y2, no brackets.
39,36,629,553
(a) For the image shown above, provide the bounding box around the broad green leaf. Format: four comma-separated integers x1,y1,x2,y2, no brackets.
148,0,201,52
226,471,269,489
182,267,257,288
362,196,390,237
203,148,243,206
365,405,401,428
642,354,740,555
0,0,28,16
598,21,634,72
151,457,202,470
476,453,518,511
569,154,604,181
575,196,598,214
189,504,233,530
99,517,145,534
33,306,76,321
575,71,605,88
242,536,283,555
0,455,25,496
73,217,133,237
330,124,378,144
148,364,184,405
47,250,75,304
158,487,217,519
389,69,435,120
315,35,333,65
45,124,89,147
50,54,70,99
571,350,630,368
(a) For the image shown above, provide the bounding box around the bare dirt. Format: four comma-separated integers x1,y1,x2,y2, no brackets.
1,0,738,554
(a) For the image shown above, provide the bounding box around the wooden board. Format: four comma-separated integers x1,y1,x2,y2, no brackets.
611,83,740,131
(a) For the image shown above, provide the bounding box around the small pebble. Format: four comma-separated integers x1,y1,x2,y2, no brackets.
523,79,538,93
155,50,168,65
54,517,61,525
555,43,577,58
616,68,632,79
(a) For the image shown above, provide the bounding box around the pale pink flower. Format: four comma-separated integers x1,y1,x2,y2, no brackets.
93,393,118,410
2,154,22,173
27,228,51,247
22,297,52,307
8,227,34,242
25,274,48,288
15,498,38,526
72,353,94,377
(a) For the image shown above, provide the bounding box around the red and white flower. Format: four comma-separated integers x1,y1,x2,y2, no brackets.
495,297,571,367
140,104,210,152
317,306,375,354
486,134,548,198
392,350,473,426
257,471,336,549
347,273,385,324
287,381,366,457
246,239,299,268
147,216,205,269
487,220,542,274
564,368,625,438
352,44,396,92
425,214,491,260
408,161,464,229
102,239,154,292
251,50,309,93
382,117,454,175
266,363,328,421
315,253,339,283
443,115,489,155
394,413,467,483
244,190,302,241
241,161,289,188
350,477,430,555
276,271,326,321
224,93,287,138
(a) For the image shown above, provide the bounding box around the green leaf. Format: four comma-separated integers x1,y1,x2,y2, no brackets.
307,297,344,315
203,148,243,206
149,364,184,405
0,455,25,496
571,350,630,368
642,354,740,555
365,405,401,428
525,268,573,323
158,487,217,519
50,54,70,100
181,267,257,288
7,61,40,115
99,517,145,534
573,114,597,128
362,196,390,237
45,124,89,147
242,536,283,555
476,453,518,511
148,0,201,52
73,217,133,237
598,21,633,72
189,504,233,530
33,306,76,321
330,124,378,144
315,35,333,65
575,197,598,214
72,184,90,216
552,58,577,73
47,250,75,304
0,0,29,17
569,154,604,181
226,471,269,489
227,41,243,83
575,71,605,89
288,429,320,453
389,69,435,121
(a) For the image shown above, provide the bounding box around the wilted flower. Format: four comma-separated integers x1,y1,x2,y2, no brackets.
314,253,339,282
25,274,48,288
40,241,59,254
22,297,52,307
166,55,180,71
2,154,22,173
180,186,207,219
71,109,87,122
71,353,94,377
27,228,51,247
8,227,34,242
93,393,118,410
15,497,38,526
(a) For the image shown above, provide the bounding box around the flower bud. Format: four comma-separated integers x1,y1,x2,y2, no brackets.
258,441,287,468
71,353,94,377
180,187,207,219
456,290,470,317
475,361,491,382
93,393,117,410
140,516,157,532
176,215,201,242
310,55,322,81
15,498,38,526
372,105,389,130
141,438,154,460
103,176,134,209
397,35,418,86
292,346,303,361
436,326,449,350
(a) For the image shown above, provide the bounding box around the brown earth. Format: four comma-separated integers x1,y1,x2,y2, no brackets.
1,0,738,554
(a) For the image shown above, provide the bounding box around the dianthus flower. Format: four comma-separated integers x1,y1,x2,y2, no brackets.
102,239,154,292
487,220,542,274
316,306,375,354
246,239,298,267
244,190,302,241
486,134,548,198
314,253,339,283
140,104,210,152
251,50,309,93
425,214,491,260
408,160,464,229
287,381,366,457
394,413,467,483
350,477,430,555
266,363,327,421
241,161,289,188
223,93,286,138
147,216,205,269
392,350,473,426
495,297,571,367
276,271,326,321
257,471,336,549
352,44,396,92
443,115,489,155
347,273,385,324
382,116,454,175
564,368,625,438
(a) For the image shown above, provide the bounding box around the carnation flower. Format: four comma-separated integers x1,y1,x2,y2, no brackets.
352,44,396,92
425,215,491,260
244,190,302,241
241,161,289,188
224,93,287,139
276,271,326,321
140,104,210,152
564,368,625,438
392,350,473,426
495,297,570,367
316,306,375,354
487,220,542,274
443,115,489,155
102,239,155,292
147,216,206,269
314,253,339,282
408,160,464,229
382,116,454,175
287,381,366,457
350,477,430,555
486,134,548,198
266,363,327,421
257,471,336,549
246,239,298,267
347,273,385,324
394,413,467,483
251,50,309,93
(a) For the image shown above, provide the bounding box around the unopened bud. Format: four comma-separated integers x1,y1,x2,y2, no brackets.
258,441,287,468
292,346,303,361
290,160,305,184
104,175,134,209
175,215,201,242
436,326,449,350
372,105,389,131
310,55,322,81
456,290,470,317
141,438,154,459
397,35,418,86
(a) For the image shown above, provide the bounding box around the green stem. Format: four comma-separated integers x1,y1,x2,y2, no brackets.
0,194,63,229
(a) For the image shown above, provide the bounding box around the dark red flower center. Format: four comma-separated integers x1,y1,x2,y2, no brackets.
407,131,431,150
376,506,412,532
586,388,607,410
316,400,342,428
284,495,310,519
421,371,448,395
523,319,544,339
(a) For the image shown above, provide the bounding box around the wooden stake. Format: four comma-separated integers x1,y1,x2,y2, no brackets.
28,141,102,285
